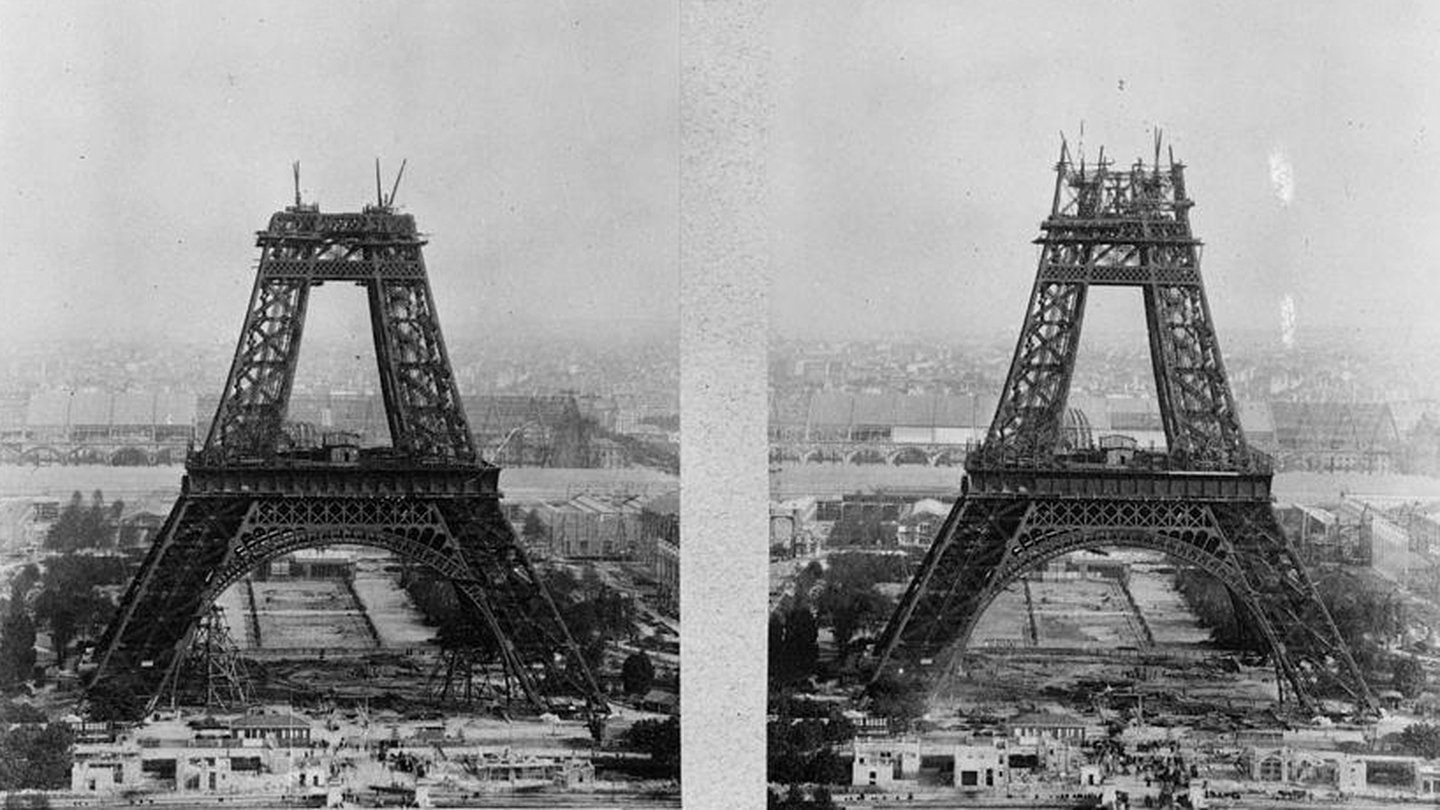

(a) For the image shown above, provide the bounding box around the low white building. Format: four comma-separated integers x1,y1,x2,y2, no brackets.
851,737,920,787
71,738,143,793
953,740,1008,791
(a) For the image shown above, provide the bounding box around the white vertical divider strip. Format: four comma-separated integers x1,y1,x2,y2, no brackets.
680,1,770,807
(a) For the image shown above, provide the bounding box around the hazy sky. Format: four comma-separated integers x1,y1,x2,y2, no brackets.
0,1,677,351
768,2,1440,344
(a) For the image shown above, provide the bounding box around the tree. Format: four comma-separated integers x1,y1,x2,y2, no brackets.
1316,574,1405,652
1174,567,1259,650
8,565,39,608
825,552,909,589
42,492,86,553
1393,656,1426,699
769,601,819,683
767,781,838,810
624,716,679,774
559,588,637,658
83,490,111,549
0,702,45,724
0,611,37,688
767,713,853,787
0,723,73,789
41,554,127,594
520,509,549,550
867,674,926,725
43,491,113,552
816,584,893,655
829,509,893,548
31,554,125,670
34,586,111,669
1396,723,1440,759
622,651,655,695
84,676,147,723
793,561,825,601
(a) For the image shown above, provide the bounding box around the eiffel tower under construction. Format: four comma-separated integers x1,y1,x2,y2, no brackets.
872,138,1378,716
85,165,608,723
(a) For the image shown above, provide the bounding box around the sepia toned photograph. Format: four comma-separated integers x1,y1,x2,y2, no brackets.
0,2,679,807
766,3,1440,808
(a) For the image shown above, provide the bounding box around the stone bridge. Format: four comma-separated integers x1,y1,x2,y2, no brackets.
0,438,189,466
770,440,975,467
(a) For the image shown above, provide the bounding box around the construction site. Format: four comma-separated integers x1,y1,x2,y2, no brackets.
771,522,1440,806
917,549,1326,724
194,546,680,710
0,177,681,809
767,139,1440,807
0,495,681,805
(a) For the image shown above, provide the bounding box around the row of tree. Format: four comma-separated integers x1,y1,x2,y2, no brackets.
0,495,136,691
769,601,820,684
826,509,896,549
769,552,908,685
0,552,128,691
0,722,73,790
1173,566,1258,650
399,563,640,684
1396,722,1440,759
767,785,838,809
1174,565,1428,699
622,716,679,776
43,490,126,553
767,713,852,785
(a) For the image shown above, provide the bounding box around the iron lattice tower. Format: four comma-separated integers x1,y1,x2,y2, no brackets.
872,141,1377,715
158,606,251,712
86,185,607,722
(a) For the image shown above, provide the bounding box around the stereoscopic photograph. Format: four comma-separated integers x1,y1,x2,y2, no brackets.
0,2,679,807
766,3,1440,808
7,2,1440,809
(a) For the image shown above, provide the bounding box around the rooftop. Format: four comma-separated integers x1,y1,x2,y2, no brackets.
230,712,311,730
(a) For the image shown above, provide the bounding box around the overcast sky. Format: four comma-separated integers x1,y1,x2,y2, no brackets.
768,1,1440,345
0,1,676,351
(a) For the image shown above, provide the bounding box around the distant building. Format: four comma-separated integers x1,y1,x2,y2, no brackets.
257,548,356,581
639,490,679,616
1245,746,1440,800
229,711,312,743
1007,712,1087,745
195,390,621,468
1330,499,1430,582
771,391,990,466
3,389,195,465
770,499,818,557
638,688,679,715
535,493,647,559
896,499,950,548
117,511,167,548
467,393,596,468
770,389,1414,474
1269,401,1400,473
